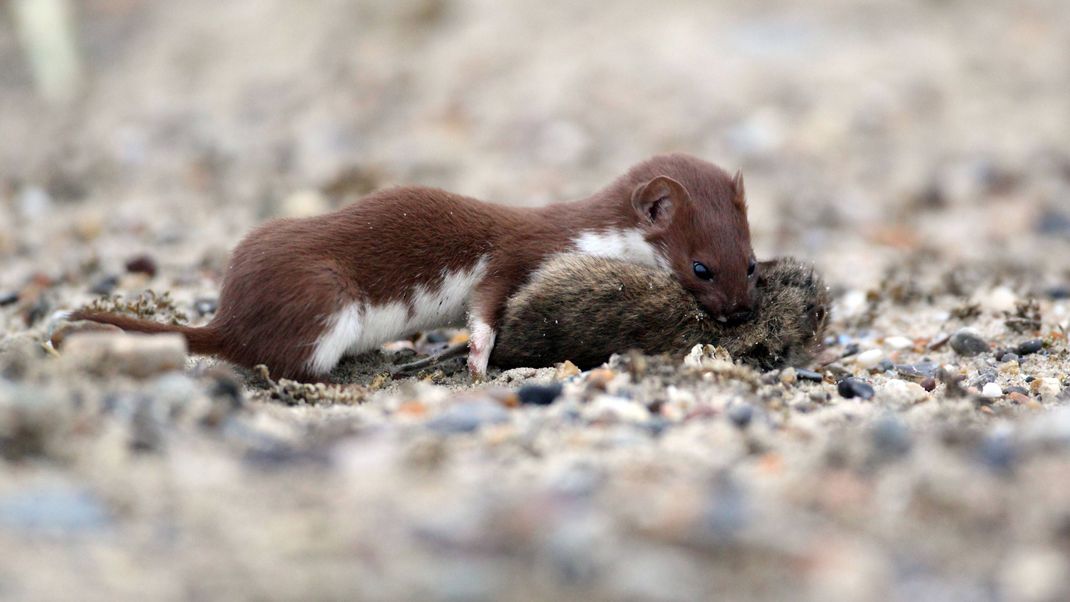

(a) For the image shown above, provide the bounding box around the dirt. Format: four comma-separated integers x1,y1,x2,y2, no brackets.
1,1,1070,600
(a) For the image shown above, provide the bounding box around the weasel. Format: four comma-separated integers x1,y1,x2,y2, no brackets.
71,153,755,382
490,255,829,370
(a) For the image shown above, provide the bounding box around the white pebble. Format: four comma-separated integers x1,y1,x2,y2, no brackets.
976,286,1018,313
879,380,929,406
982,383,1004,399
854,349,885,370
885,336,913,350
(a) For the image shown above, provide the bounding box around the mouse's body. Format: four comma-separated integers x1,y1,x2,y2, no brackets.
491,255,829,370
71,153,756,382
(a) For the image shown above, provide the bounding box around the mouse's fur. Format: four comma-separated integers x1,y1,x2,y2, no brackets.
490,255,829,370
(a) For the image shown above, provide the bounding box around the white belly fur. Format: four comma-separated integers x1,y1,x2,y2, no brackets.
572,228,668,269
308,257,489,374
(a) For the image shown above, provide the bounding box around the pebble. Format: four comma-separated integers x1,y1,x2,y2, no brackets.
838,378,875,400
1031,377,1063,401
728,403,754,428
796,368,823,382
89,275,120,296
0,291,17,307
1016,339,1043,356
517,383,562,406
1008,392,1031,405
556,361,581,380
920,377,937,392
950,329,990,356
124,255,158,277
885,336,914,350
61,332,188,378
853,349,885,370
193,298,218,316
585,395,651,423
426,399,510,434
981,383,1003,399
879,380,929,406
779,367,797,386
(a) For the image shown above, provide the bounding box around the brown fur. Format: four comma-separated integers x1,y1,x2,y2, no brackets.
491,255,829,370
71,153,753,381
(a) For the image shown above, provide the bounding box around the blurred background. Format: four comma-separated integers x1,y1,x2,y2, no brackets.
2,0,1069,299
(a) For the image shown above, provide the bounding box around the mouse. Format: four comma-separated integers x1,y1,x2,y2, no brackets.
69,153,755,382
488,255,829,370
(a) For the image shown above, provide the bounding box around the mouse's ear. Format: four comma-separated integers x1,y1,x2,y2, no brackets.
732,169,747,212
632,176,689,230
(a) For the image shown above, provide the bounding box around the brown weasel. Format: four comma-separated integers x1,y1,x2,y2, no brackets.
69,153,756,381
489,255,829,370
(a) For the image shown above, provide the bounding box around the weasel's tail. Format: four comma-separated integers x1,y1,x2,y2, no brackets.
67,310,224,356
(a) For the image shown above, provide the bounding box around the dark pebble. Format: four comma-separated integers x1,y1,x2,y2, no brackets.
876,359,895,372
124,255,158,277
841,343,860,358
1017,339,1044,356
838,378,875,400
517,383,563,406
0,292,17,307
795,368,823,382
89,275,120,296
896,361,939,381
1025,376,1036,383
1005,386,1030,396
1047,286,1070,300
920,377,937,392
194,298,219,317
949,329,989,356
998,352,1019,363
728,403,754,428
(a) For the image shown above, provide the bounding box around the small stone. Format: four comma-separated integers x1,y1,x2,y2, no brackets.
89,275,120,296
920,377,937,392
885,336,914,350
517,383,562,406
998,352,1019,363
728,403,754,428
796,368,823,382
853,349,884,370
1008,392,1031,405
838,378,875,400
950,329,990,356
556,360,581,380
0,292,17,307
1032,377,1063,401
585,395,651,423
1016,339,1044,356
193,298,218,317
981,383,1003,399
61,332,187,378
426,399,510,434
779,367,797,386
879,379,929,406
1046,285,1070,300
124,255,158,277
586,368,616,389
876,359,895,372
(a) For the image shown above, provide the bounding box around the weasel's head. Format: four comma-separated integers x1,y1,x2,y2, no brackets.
630,156,756,323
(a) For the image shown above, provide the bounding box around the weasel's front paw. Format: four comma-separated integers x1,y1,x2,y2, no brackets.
466,320,496,379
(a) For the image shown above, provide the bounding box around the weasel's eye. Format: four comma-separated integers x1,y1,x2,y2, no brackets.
747,259,757,277
693,261,713,281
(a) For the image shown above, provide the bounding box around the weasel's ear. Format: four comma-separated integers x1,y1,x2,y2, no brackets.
732,169,747,212
632,176,689,230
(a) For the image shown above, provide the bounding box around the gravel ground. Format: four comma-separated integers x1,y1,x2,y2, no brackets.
2,1,1070,600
